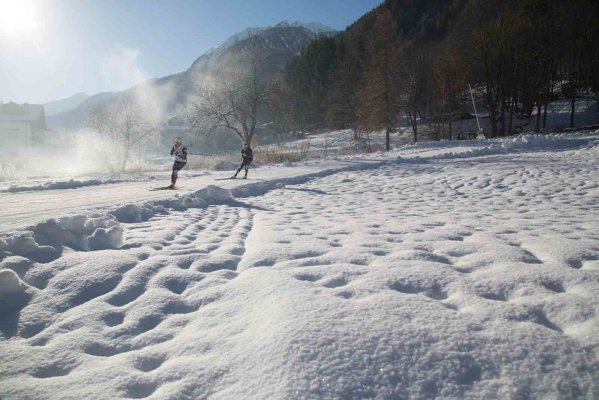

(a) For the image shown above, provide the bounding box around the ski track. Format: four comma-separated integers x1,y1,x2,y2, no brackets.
0,143,598,399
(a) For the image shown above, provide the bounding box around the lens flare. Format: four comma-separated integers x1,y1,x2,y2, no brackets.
0,0,45,48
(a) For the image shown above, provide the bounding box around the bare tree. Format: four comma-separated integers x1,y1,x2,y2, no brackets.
188,35,274,146
400,44,432,143
88,96,157,171
433,43,467,140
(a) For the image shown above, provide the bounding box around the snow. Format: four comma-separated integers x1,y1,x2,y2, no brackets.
0,178,138,193
0,133,598,399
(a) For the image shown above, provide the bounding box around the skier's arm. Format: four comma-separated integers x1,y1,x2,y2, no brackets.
181,147,187,161
170,146,174,156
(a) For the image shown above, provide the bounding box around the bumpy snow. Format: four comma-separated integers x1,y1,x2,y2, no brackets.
0,178,137,193
0,134,598,399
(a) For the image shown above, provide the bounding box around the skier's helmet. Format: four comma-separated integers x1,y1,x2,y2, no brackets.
174,137,183,146
243,143,249,148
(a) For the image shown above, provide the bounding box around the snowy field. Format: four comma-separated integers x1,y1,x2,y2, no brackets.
1,133,598,399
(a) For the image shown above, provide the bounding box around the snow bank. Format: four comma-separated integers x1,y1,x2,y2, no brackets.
110,185,233,223
0,269,26,298
0,214,123,263
0,178,129,193
0,269,30,313
401,133,595,162
0,185,240,266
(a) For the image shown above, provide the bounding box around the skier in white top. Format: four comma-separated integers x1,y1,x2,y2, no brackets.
168,137,187,189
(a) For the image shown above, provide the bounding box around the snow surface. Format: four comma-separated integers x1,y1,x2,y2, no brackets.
0,133,598,399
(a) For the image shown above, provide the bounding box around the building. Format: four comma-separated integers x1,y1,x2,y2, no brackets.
0,102,47,165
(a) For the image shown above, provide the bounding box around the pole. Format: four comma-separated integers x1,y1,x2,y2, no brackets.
469,83,482,134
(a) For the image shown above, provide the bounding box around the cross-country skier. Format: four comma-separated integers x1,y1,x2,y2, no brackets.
232,143,253,179
168,137,187,189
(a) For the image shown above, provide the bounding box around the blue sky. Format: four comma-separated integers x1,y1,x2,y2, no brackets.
0,0,381,104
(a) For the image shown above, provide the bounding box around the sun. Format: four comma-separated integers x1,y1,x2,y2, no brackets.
0,0,45,46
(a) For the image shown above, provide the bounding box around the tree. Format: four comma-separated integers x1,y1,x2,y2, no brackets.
284,36,337,131
432,43,467,139
188,35,275,145
88,95,157,172
357,10,401,150
401,43,432,142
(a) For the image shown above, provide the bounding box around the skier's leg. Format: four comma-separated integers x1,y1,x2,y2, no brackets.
243,161,250,179
170,162,185,188
233,162,243,178
170,162,177,188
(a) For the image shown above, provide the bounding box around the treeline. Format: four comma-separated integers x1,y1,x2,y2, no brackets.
273,0,599,147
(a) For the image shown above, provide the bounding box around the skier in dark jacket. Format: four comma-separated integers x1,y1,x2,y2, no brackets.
232,143,253,179
168,137,187,189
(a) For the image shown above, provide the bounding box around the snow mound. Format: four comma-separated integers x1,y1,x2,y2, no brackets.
0,186,237,264
0,269,25,297
1,178,128,193
400,133,594,162
194,185,234,203
111,203,166,223
0,269,30,313
0,214,122,263
88,226,124,251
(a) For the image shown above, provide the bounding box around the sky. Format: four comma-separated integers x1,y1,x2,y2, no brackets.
0,0,381,104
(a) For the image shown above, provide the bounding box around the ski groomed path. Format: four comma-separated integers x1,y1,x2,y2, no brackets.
1,134,598,399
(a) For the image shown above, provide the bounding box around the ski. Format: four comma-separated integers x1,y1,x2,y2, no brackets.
148,186,184,191
214,177,259,181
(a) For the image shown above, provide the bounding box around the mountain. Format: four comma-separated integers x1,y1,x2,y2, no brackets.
43,92,90,116
47,22,335,130
47,92,119,129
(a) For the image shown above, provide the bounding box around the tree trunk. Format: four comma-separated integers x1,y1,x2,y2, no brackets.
412,116,418,143
570,91,576,128
569,47,578,128
385,128,390,151
542,100,548,129
122,144,130,172
508,97,514,136
535,100,543,132
500,100,506,136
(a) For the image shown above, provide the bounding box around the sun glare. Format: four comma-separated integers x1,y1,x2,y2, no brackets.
0,0,45,46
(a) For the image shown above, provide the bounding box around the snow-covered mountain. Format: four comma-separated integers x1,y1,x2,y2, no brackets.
204,20,334,58
47,22,335,130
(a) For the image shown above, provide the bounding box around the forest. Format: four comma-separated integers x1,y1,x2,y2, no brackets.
273,0,599,148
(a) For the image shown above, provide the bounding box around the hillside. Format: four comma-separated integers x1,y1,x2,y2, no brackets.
280,0,599,140
43,93,90,117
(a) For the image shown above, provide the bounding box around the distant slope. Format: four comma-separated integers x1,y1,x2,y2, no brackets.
47,92,118,130
44,92,90,116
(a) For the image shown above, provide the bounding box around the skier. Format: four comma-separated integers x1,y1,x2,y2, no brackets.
232,143,253,179
168,137,187,189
